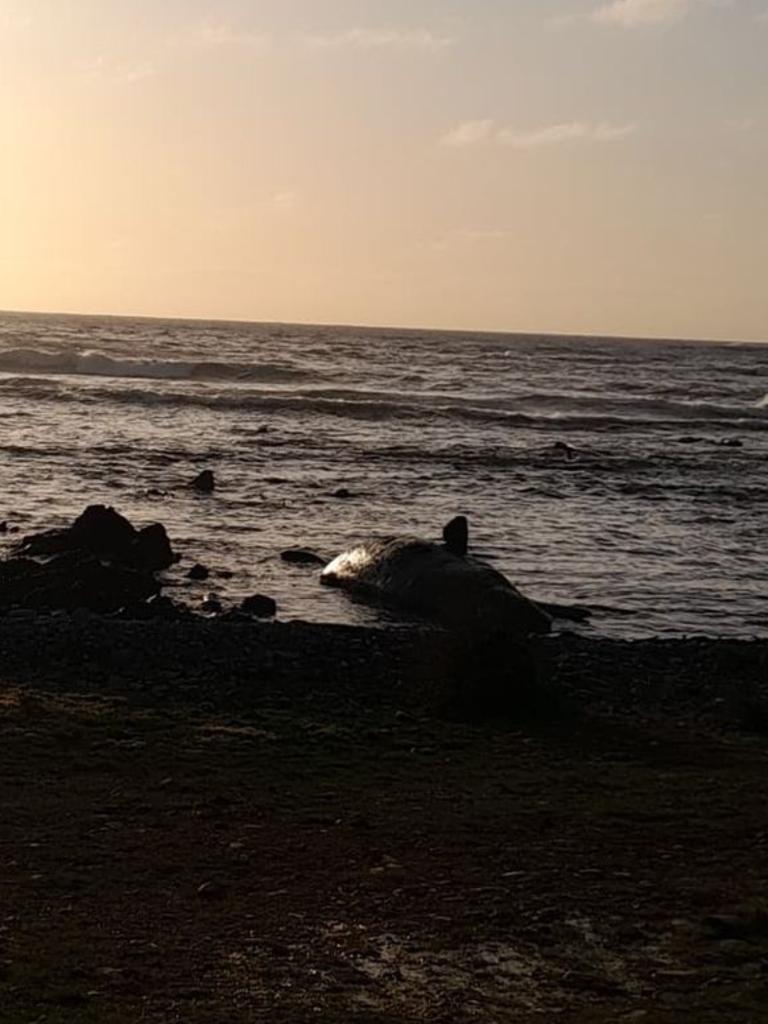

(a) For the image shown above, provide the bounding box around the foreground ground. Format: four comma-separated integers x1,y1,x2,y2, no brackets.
1,619,768,1022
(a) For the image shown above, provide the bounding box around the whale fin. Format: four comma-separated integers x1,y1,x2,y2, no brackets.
442,515,468,557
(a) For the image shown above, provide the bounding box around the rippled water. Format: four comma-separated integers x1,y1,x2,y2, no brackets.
1,309,767,637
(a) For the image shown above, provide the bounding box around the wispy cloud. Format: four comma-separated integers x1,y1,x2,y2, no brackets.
78,55,158,85
441,119,636,149
441,120,495,147
176,17,270,50
590,0,691,26
302,28,454,52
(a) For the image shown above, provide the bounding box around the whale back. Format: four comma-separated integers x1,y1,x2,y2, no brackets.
321,535,550,635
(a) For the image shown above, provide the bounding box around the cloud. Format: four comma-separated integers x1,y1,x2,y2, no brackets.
441,119,636,149
177,17,269,50
441,120,495,147
500,121,636,147
78,55,158,85
590,0,690,27
302,28,454,52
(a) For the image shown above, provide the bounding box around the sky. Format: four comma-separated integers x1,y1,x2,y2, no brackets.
1,0,767,340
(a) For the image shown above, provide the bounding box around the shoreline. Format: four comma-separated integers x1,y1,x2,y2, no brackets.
1,614,766,732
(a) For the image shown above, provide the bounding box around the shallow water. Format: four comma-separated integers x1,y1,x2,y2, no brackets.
1,309,767,637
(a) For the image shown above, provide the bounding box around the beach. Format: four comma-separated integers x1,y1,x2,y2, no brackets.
2,614,768,1022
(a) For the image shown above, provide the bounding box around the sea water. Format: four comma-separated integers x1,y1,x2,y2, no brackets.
1,309,766,638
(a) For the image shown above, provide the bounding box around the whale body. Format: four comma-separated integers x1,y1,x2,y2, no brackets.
321,517,552,636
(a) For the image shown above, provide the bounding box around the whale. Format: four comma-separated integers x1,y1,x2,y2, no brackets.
320,516,555,636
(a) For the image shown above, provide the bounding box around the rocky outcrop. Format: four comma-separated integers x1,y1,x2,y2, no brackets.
2,506,176,614
16,505,175,572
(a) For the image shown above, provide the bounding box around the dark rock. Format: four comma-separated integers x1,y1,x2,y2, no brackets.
0,522,7,534
332,487,352,499
191,470,215,493
200,594,223,614
255,425,269,434
718,438,743,448
0,554,159,614
5,505,177,613
129,523,174,572
187,563,210,581
281,549,325,566
69,505,136,558
442,515,468,557
240,594,277,618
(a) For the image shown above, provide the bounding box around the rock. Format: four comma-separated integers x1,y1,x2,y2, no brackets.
240,594,277,618
332,487,352,499
281,548,325,566
191,470,215,493
255,425,269,434
18,505,134,560
4,505,177,613
187,563,210,581
718,438,743,448
129,523,174,572
0,522,7,534
200,594,223,614
442,515,468,557
0,554,159,614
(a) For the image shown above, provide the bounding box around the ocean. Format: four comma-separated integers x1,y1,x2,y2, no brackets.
1,309,766,638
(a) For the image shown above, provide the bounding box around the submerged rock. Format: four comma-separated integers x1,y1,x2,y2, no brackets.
191,470,215,493
187,563,210,581
281,548,325,566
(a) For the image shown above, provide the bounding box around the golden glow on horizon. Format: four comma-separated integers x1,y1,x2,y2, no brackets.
1,0,767,340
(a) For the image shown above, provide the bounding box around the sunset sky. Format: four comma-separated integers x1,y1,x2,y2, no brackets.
2,0,767,340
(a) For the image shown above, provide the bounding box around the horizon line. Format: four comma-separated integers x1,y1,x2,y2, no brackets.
1,305,766,348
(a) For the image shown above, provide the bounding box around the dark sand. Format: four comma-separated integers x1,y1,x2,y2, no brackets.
1,617,768,1022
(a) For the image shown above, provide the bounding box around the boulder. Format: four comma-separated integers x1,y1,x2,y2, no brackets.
240,594,277,618
129,523,174,572
187,563,210,581
4,505,177,614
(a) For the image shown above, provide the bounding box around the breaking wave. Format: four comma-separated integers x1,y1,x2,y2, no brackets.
0,346,313,384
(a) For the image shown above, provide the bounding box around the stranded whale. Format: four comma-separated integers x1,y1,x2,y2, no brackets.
321,516,554,636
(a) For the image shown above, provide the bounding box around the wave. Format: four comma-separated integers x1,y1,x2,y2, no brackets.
0,346,313,384
1,370,766,431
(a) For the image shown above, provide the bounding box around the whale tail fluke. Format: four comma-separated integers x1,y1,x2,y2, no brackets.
442,515,468,557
